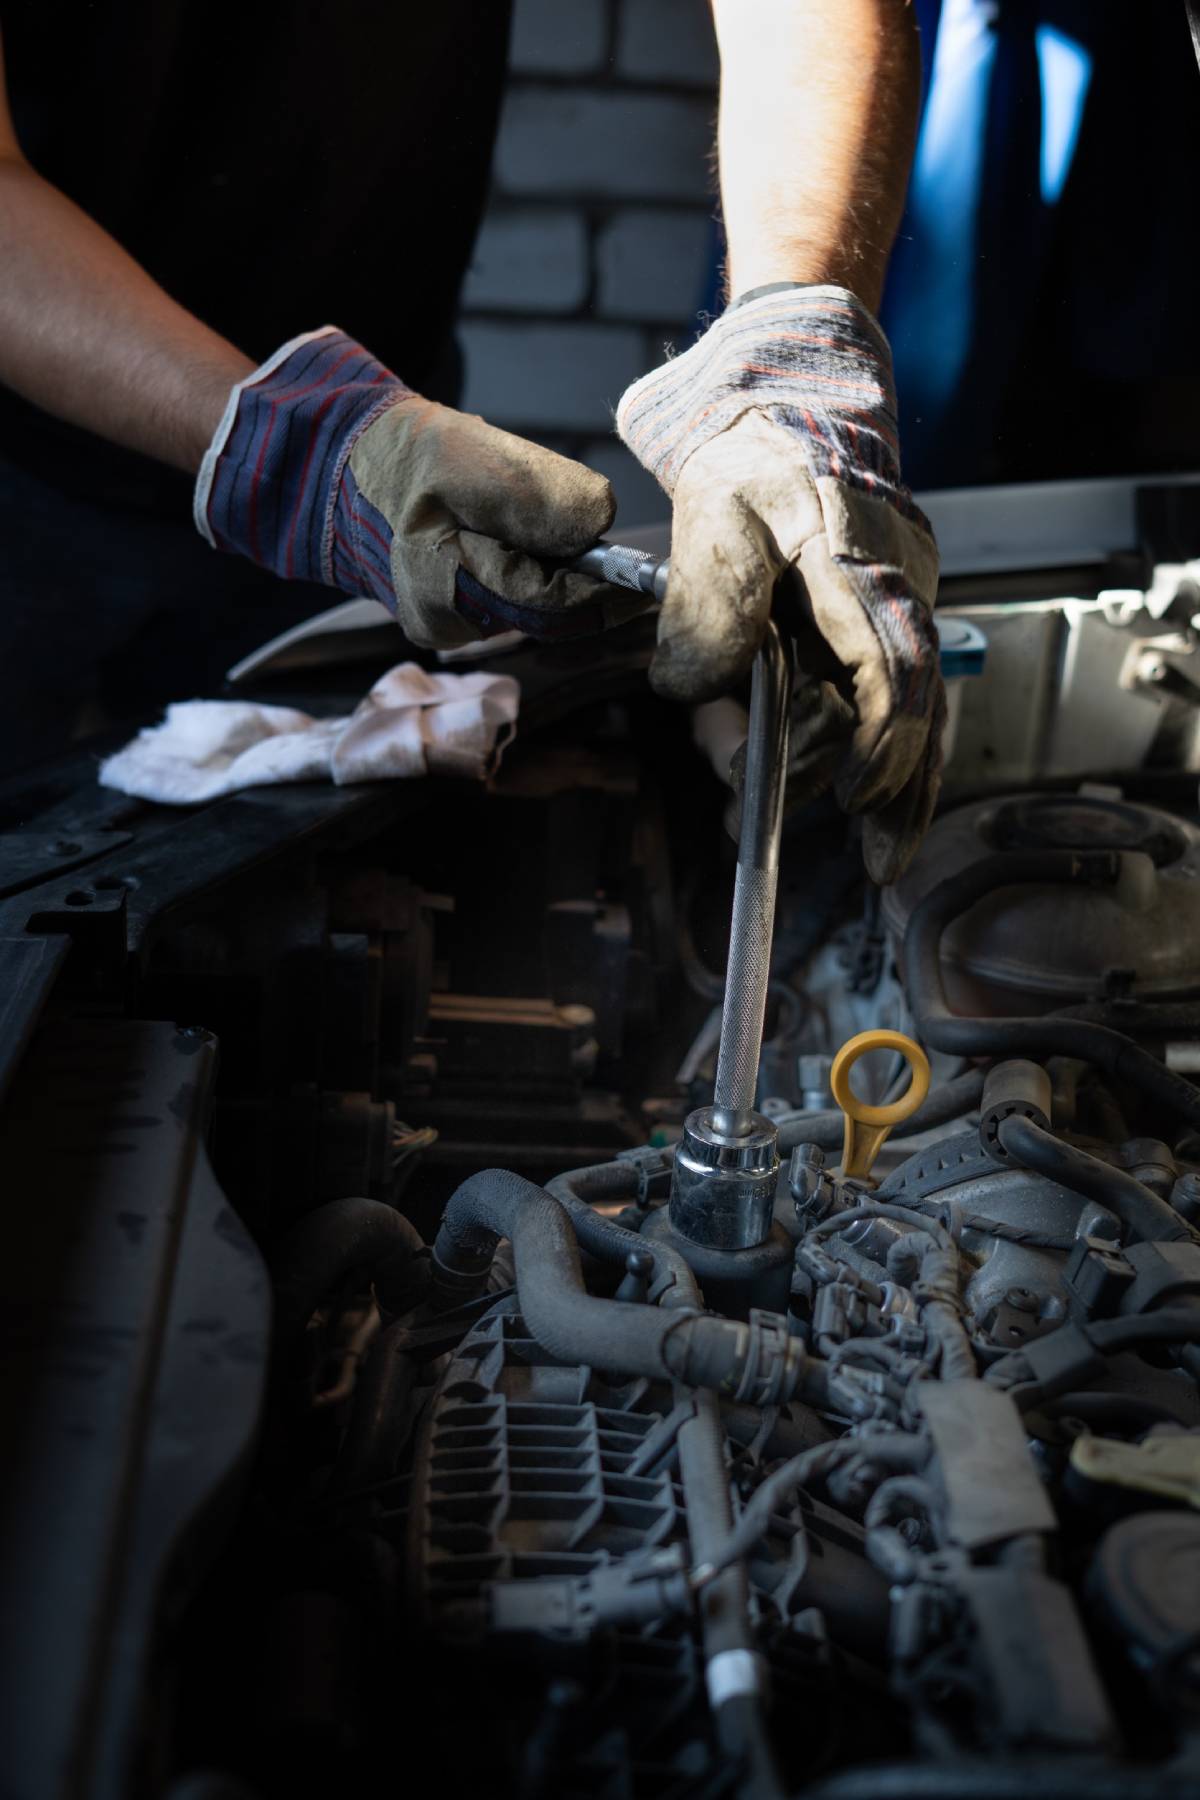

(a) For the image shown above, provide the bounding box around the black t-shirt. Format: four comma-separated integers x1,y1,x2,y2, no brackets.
0,0,512,510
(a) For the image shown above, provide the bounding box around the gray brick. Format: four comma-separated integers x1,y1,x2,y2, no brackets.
596,207,713,322
495,87,714,201
616,0,719,88
460,322,646,432
510,0,607,75
463,210,589,314
580,439,671,530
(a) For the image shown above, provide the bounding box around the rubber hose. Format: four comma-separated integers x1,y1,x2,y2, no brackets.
1089,1307,1200,1351
546,1166,702,1309
550,1159,797,1277
679,1386,750,1660
676,1386,785,1799
776,1068,986,1153
271,1198,427,1347
997,1114,1193,1244
545,1160,645,1207
432,1170,794,1393
904,851,1200,1133
1057,998,1200,1037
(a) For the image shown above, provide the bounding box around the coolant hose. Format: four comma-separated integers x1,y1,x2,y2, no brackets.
905,851,1200,1134
432,1170,820,1403
271,1198,428,1348
545,1166,703,1308
677,1385,785,1800
1088,1308,1200,1352
546,1159,644,1207
775,1068,985,1153
997,1114,1193,1243
558,1193,703,1308
550,1160,796,1276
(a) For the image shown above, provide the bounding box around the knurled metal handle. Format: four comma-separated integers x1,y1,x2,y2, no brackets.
570,542,669,599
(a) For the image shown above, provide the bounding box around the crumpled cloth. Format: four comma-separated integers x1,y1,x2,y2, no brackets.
98,663,520,804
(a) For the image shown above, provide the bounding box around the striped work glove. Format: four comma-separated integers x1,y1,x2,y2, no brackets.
195,327,620,648
616,286,943,884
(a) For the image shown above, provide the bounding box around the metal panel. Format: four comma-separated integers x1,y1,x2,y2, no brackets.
0,1020,270,1800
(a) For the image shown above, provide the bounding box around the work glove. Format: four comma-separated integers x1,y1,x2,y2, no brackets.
195,327,620,648
616,286,944,883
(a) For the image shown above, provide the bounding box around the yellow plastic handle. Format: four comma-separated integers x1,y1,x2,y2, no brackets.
830,1029,931,1181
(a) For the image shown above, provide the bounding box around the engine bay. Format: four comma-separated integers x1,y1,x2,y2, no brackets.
4,584,1200,1800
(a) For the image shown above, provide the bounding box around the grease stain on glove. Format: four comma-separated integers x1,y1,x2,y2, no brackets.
616,285,944,882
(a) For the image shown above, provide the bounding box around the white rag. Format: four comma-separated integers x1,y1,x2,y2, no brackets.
98,663,521,805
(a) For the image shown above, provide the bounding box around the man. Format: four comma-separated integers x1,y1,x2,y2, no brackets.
0,1,941,882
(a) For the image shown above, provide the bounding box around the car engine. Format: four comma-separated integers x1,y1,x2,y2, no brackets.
3,591,1200,1800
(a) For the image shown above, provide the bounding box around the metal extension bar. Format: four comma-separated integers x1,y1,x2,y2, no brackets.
711,622,794,1137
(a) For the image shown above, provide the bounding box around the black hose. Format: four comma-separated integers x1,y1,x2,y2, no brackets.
1056,998,1200,1037
677,1386,786,1800
546,1160,646,1208
431,1170,814,1400
905,851,1200,1134
271,1198,427,1347
545,1166,703,1309
997,1114,1193,1244
776,1068,985,1153
1089,1307,1200,1352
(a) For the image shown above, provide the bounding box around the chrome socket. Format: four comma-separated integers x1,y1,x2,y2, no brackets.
669,1105,780,1251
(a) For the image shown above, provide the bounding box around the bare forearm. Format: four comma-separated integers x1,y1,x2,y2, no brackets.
712,0,922,310
0,154,252,473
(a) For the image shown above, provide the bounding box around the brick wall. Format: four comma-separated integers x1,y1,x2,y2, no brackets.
459,0,720,529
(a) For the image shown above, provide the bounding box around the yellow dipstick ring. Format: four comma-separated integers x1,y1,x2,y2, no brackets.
830,1029,931,1181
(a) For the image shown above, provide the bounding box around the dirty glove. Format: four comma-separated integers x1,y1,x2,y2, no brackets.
195,327,618,648
616,286,943,882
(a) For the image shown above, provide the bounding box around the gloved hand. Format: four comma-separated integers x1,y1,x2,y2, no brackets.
616,285,944,883
195,327,619,649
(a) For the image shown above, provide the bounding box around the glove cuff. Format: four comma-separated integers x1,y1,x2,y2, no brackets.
194,327,410,595
616,285,897,496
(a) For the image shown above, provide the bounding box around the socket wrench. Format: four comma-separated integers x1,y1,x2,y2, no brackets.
573,540,794,1248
